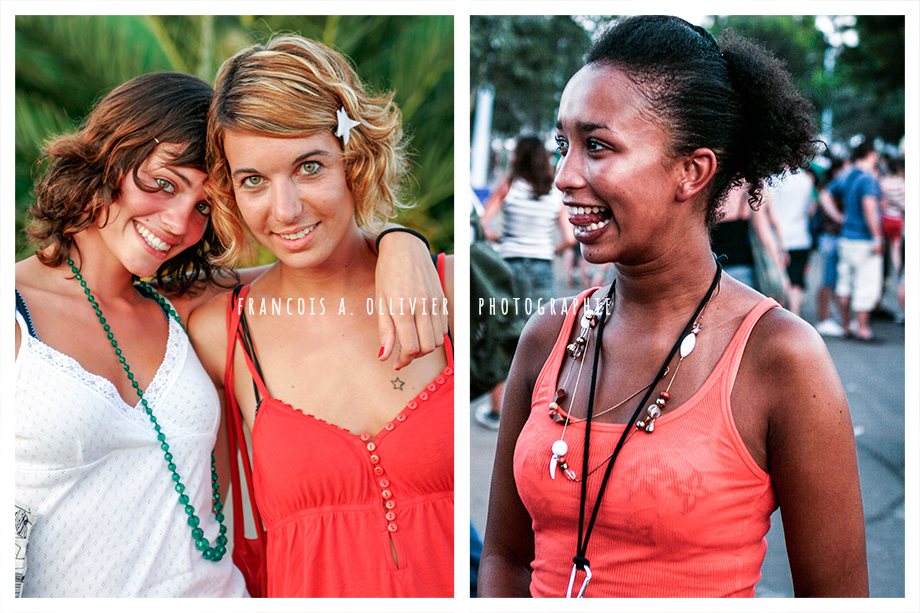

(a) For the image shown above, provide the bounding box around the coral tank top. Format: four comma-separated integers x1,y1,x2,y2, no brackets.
514,289,779,597
226,258,453,597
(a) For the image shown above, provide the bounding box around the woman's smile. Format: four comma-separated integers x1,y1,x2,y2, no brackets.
223,129,361,269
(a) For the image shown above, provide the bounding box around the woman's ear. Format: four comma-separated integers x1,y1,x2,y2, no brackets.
675,148,717,202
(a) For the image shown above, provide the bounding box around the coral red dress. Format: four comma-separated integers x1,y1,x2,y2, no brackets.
224,259,453,597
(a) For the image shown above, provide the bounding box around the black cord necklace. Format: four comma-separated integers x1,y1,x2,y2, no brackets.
567,259,723,598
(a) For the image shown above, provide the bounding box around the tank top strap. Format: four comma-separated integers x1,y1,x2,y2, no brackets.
722,297,781,395
532,287,601,403
15,288,39,340
225,284,271,406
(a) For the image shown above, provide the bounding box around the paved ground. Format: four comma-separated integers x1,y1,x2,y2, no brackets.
468,250,906,597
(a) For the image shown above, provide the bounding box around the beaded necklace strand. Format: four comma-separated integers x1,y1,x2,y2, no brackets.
566,260,723,598
68,258,227,562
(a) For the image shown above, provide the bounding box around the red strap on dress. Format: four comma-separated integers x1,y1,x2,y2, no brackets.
224,286,267,597
436,253,454,365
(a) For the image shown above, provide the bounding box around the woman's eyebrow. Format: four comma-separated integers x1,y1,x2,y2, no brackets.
231,149,333,178
556,119,611,133
166,167,193,186
292,149,332,166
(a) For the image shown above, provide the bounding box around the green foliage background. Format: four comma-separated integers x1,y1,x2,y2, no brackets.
15,15,454,263
472,15,905,148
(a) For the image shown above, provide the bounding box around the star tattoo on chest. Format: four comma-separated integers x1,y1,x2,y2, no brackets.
391,377,405,390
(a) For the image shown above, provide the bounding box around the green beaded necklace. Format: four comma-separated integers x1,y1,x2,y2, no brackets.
67,257,227,562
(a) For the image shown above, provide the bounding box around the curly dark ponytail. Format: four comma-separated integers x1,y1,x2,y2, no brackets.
586,15,819,226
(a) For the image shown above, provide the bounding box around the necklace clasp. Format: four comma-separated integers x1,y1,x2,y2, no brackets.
565,561,592,598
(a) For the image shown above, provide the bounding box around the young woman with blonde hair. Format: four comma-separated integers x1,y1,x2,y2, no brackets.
189,35,454,597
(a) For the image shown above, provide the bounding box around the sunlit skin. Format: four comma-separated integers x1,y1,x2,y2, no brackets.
189,130,454,436
223,130,366,275
96,144,212,279
15,143,212,405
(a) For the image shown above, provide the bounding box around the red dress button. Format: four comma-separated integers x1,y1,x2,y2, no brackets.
366,442,376,452
381,489,392,500
385,511,396,521
436,376,446,385
396,414,407,422
373,466,384,476
387,523,398,533
444,367,453,375
379,479,390,488
427,383,437,392
360,432,371,441
384,423,395,431
385,500,396,510
407,400,417,410
369,455,380,464
419,392,428,401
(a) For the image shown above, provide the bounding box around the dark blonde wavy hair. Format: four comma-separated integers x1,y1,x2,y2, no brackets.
28,72,228,295
206,35,410,266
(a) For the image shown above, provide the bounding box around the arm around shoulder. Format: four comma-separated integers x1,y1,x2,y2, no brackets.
750,311,868,596
443,254,454,335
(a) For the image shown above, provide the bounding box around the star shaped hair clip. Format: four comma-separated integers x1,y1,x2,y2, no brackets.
335,107,361,146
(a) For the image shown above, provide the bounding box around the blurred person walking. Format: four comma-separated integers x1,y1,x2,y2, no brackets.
477,136,576,429
813,158,848,337
823,141,884,343
770,168,815,317
879,155,905,309
710,182,788,297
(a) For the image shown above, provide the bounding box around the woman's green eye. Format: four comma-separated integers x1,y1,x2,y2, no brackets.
301,161,320,174
155,178,175,193
195,202,212,215
242,176,262,188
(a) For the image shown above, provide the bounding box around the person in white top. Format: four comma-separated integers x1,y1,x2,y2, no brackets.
477,136,576,429
14,72,441,597
770,168,816,316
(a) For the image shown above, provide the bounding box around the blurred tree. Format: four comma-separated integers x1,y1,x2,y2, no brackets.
471,15,592,138
832,15,905,145
15,15,453,262
709,15,830,114
710,14,904,147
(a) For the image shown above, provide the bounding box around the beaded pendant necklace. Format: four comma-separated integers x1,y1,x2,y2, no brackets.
564,260,723,598
68,258,227,562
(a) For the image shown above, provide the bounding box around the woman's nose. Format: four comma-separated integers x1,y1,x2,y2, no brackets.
271,181,302,224
159,199,193,237
554,149,586,193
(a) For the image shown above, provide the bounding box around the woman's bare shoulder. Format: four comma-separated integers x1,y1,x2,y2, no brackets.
740,297,844,426
187,287,235,375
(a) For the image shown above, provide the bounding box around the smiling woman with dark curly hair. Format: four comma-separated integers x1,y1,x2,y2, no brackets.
479,15,867,598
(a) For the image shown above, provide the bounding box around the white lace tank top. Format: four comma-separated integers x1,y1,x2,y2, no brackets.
15,294,247,597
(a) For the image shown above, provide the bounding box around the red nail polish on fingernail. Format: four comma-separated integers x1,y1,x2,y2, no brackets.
378,347,385,358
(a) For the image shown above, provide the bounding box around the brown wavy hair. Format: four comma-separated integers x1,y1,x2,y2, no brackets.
206,35,410,266
510,136,554,197
29,72,231,295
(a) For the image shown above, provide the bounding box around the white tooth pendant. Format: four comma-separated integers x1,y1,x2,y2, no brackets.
550,439,568,479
